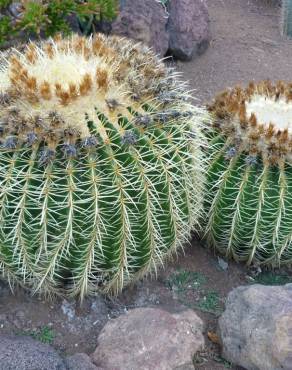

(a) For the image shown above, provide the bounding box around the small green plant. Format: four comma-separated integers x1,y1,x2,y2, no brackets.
167,270,206,292
34,326,55,344
0,16,12,45
166,270,223,315
193,349,232,368
0,0,10,7
157,0,169,5
156,0,169,14
192,352,207,366
196,291,222,315
17,326,55,344
0,0,118,46
252,271,292,285
213,356,232,368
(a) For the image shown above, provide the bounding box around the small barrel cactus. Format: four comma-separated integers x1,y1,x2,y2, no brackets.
282,0,292,37
205,80,292,266
0,34,206,297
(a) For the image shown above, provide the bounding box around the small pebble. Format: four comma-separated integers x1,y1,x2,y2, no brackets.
218,257,229,271
8,3,24,19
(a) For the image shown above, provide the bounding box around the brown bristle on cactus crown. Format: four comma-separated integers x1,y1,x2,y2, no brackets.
208,80,292,165
0,34,170,151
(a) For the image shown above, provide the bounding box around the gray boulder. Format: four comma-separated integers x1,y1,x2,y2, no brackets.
167,0,210,61
8,2,23,19
0,335,66,370
111,0,169,57
219,284,292,370
92,307,204,370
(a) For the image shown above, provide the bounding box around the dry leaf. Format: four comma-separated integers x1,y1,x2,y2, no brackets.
207,331,220,344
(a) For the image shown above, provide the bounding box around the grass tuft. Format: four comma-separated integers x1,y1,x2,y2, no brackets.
16,326,55,345
166,269,223,316
252,271,292,286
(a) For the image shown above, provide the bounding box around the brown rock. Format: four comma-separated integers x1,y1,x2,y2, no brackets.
111,0,169,57
219,284,292,370
168,0,210,61
92,307,204,370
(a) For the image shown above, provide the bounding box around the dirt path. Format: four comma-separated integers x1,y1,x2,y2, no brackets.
178,0,291,104
0,1,291,369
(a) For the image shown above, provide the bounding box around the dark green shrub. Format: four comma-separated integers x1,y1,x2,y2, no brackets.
0,0,118,47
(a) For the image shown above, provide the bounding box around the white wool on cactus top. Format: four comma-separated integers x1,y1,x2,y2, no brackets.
0,33,189,145
246,95,292,132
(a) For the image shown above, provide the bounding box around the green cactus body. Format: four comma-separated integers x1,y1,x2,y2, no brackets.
205,81,292,266
282,0,292,37
0,34,206,297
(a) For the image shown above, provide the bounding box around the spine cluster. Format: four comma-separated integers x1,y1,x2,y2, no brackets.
208,80,292,165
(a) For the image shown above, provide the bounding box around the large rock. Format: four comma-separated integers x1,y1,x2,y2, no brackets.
92,307,204,370
111,0,169,57
219,284,292,370
0,335,66,370
167,0,210,61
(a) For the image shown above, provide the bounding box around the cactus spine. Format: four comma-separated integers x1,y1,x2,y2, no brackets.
205,80,292,266
282,0,292,37
0,34,206,298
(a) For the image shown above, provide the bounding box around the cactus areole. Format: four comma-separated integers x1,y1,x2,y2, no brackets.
0,34,205,298
206,81,292,266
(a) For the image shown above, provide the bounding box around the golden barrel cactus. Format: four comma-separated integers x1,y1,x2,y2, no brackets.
205,80,292,266
0,34,206,297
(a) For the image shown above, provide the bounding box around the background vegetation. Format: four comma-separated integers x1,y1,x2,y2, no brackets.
0,0,118,46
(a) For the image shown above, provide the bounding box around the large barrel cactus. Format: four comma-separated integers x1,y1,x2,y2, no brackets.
205,80,292,266
0,34,206,297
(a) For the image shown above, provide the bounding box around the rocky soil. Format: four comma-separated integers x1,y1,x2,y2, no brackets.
178,0,291,104
0,242,250,369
